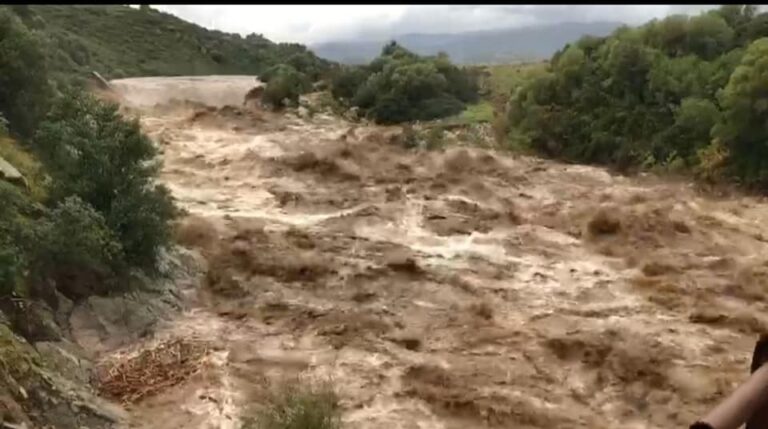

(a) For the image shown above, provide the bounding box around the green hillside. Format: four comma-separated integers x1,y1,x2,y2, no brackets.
10,5,331,86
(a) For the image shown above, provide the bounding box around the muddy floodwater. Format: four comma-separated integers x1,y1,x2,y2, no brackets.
101,76,768,429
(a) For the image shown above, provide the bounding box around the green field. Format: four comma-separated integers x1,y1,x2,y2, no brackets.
448,61,548,126
484,61,549,100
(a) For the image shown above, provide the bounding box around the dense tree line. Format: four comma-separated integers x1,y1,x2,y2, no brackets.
0,9,176,299
328,42,480,124
505,5,768,188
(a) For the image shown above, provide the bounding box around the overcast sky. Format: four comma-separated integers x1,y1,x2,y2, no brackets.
152,5,723,45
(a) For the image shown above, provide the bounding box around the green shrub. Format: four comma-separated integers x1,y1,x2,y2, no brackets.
243,382,341,429
412,94,465,121
31,196,123,297
330,66,369,101
262,64,311,109
0,181,38,296
367,92,412,124
33,90,177,274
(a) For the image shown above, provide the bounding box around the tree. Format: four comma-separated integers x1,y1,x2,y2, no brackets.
744,12,768,41
330,66,370,101
330,41,479,124
686,13,735,60
261,64,311,109
645,15,689,56
715,5,757,44
0,9,52,138
33,90,177,273
713,37,768,186
655,97,720,165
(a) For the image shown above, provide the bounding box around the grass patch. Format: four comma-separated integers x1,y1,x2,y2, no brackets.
484,61,549,99
243,381,341,429
436,101,494,129
456,101,494,124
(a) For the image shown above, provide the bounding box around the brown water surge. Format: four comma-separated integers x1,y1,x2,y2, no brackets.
105,76,768,429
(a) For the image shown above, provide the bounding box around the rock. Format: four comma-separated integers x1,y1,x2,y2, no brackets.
69,291,174,357
344,106,360,121
383,249,423,275
51,266,112,301
312,81,328,92
34,340,93,385
13,302,62,343
52,291,74,333
0,394,32,427
0,156,27,189
388,331,422,351
69,246,200,356
28,280,74,330
0,325,123,429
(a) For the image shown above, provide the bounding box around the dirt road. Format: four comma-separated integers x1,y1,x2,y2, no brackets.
104,76,768,429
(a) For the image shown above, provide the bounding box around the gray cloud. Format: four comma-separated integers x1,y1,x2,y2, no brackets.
372,5,721,38
154,5,736,45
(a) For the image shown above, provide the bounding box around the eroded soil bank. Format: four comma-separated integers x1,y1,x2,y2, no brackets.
106,76,768,429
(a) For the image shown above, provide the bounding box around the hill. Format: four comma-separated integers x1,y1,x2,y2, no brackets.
10,5,331,86
312,21,623,65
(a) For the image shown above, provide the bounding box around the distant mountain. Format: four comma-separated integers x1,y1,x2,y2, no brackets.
312,21,624,65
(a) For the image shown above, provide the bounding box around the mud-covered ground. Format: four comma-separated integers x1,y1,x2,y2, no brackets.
106,76,768,429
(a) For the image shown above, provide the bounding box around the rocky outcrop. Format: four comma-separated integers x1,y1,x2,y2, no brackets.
69,247,202,357
0,324,126,429
0,246,203,428
0,155,28,189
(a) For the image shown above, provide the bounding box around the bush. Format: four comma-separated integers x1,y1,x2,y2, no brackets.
0,8,52,138
33,90,177,274
243,382,341,429
425,127,447,151
330,66,369,101
713,37,768,187
261,64,311,109
412,94,465,121
31,196,123,297
0,181,38,296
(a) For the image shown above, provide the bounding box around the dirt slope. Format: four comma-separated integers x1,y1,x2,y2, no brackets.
104,76,768,429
